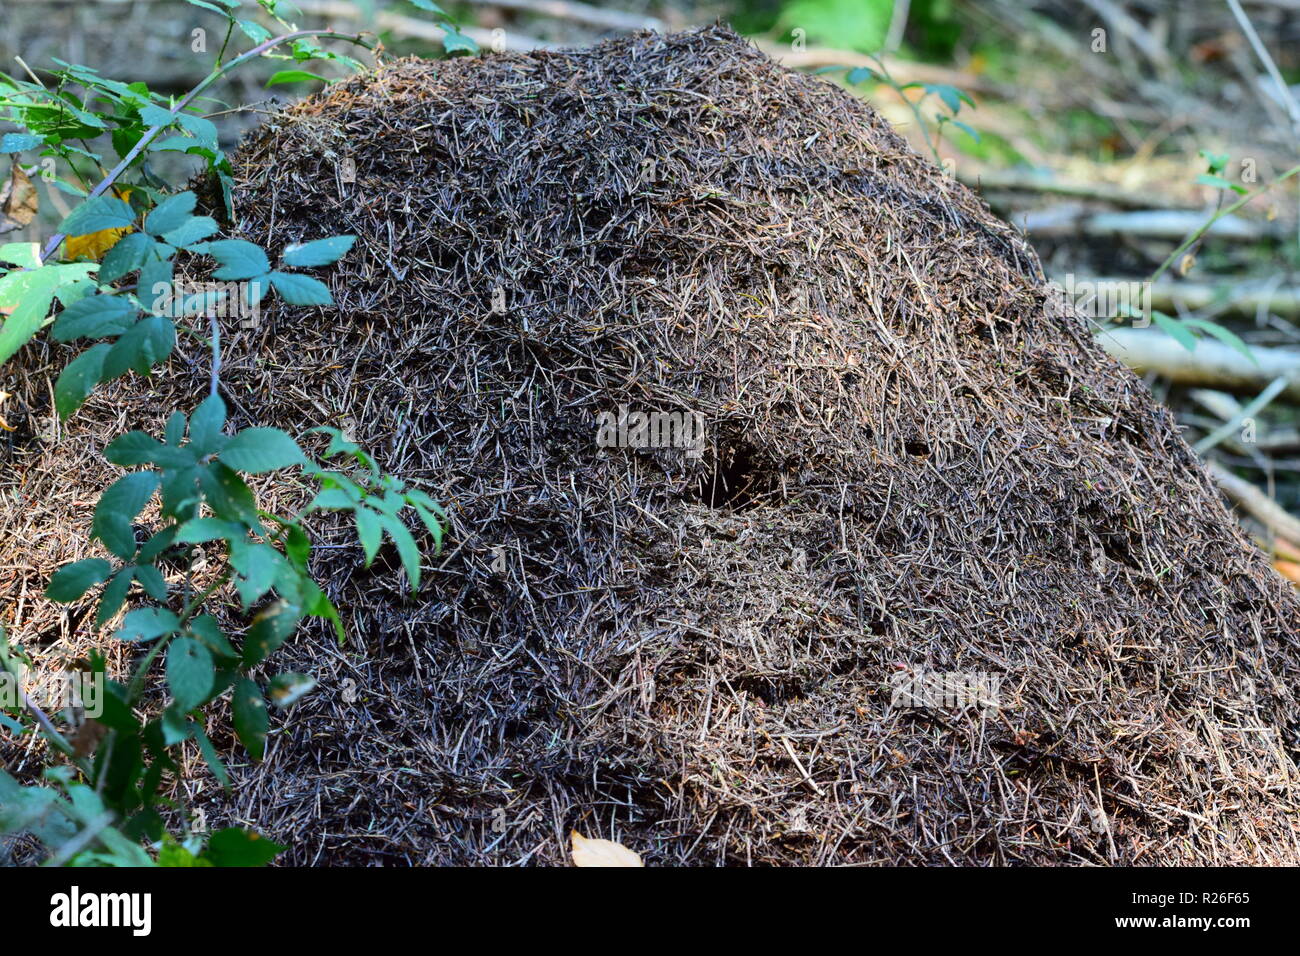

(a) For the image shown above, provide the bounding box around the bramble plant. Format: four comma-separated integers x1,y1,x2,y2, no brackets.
0,0,454,866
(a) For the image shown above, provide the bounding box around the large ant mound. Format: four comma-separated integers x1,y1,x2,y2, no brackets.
6,25,1300,864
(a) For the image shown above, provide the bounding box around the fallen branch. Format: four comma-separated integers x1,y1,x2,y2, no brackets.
1098,327,1300,400
475,0,663,32
1207,460,1300,545
1080,280,1300,320
962,169,1196,210
294,0,549,52
1018,207,1277,241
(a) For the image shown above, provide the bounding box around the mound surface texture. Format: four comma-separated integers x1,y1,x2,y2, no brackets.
6,26,1300,865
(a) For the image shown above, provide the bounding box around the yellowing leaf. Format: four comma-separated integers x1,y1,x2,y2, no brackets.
66,187,135,261
570,830,643,867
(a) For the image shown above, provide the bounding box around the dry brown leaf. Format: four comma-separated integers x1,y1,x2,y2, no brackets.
570,830,643,867
0,162,38,235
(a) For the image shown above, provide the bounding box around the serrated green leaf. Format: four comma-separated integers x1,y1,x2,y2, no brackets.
220,427,306,473
266,70,327,88
379,513,420,589
242,599,302,667
229,540,283,606
354,506,382,566
133,563,169,601
53,293,138,342
282,235,355,268
200,239,269,281
92,471,159,559
174,516,244,543
166,637,213,710
45,558,113,602
55,343,111,419
59,195,135,237
96,569,133,627
187,393,228,456
117,606,180,643
143,191,197,237
200,462,260,527
162,216,219,248
231,678,268,760
105,430,195,468
268,271,332,306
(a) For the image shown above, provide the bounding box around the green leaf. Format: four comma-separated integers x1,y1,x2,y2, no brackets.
143,191,197,236
164,410,187,446
379,514,421,589
200,462,260,526
53,293,138,342
0,133,43,153
0,242,41,268
116,606,180,643
237,18,273,43
242,600,301,667
92,471,159,559
199,239,270,281
266,70,327,88
188,615,238,661
133,563,169,601
193,724,230,790
229,540,283,606
441,28,478,55
46,558,113,601
408,0,449,13
268,271,332,306
409,500,444,553
282,235,355,268
166,637,214,710
1151,311,1198,353
105,430,195,468
220,427,306,473
138,525,178,562
924,83,975,115
354,506,382,566
0,281,53,369
59,195,135,237
846,66,879,84
103,314,174,379
187,393,228,456
96,569,133,627
203,827,283,866
55,343,111,419
268,672,316,708
174,516,244,543
1182,317,1258,366
162,216,218,249
231,678,269,760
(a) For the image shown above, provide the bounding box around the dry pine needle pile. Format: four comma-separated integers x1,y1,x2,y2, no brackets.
4,26,1299,865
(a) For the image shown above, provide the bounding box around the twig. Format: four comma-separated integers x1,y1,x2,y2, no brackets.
38,29,373,265
1208,460,1300,544
1099,327,1300,400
